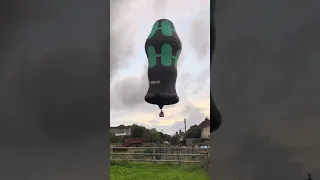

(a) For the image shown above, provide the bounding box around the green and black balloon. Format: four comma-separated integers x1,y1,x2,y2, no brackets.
144,19,182,117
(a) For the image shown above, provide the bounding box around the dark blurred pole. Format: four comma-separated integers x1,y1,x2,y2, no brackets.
307,173,313,180
210,0,222,133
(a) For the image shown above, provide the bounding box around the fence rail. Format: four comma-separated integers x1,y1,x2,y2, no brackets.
110,146,210,164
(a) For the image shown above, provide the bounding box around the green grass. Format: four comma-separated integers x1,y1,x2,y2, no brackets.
110,162,210,180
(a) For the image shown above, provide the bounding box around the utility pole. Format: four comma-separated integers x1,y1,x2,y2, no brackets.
184,118,187,146
161,129,163,142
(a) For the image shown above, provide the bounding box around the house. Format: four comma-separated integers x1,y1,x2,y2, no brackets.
110,125,132,136
199,117,210,139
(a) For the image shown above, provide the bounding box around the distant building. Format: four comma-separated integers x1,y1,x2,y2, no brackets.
199,117,210,138
201,126,210,138
110,125,132,136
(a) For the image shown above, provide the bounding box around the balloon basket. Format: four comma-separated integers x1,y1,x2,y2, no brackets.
159,110,164,117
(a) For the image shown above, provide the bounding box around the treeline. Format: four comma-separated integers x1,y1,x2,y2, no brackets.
110,124,182,145
110,124,210,145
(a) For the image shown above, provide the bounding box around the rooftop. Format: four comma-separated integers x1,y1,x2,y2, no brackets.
198,117,210,129
110,125,132,129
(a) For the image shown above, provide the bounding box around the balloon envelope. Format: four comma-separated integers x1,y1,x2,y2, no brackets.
144,19,182,109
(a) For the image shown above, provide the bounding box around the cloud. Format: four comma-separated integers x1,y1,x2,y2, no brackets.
110,0,138,78
110,63,149,109
110,97,210,135
189,19,210,58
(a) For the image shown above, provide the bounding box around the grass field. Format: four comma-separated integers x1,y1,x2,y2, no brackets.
110,162,210,180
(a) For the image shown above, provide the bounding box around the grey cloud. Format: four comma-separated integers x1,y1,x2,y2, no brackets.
177,73,193,96
178,70,209,97
193,67,210,94
176,50,187,67
111,76,148,108
140,104,208,135
153,0,167,11
183,104,207,128
148,118,160,126
110,0,139,79
111,69,206,111
147,104,208,134
189,19,210,58
110,64,149,109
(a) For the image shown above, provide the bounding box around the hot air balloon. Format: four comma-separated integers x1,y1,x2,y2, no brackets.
210,0,222,133
144,19,182,117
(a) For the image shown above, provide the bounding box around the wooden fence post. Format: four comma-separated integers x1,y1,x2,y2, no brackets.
153,148,156,163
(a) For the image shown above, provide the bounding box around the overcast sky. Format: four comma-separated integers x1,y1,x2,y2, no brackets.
110,0,210,135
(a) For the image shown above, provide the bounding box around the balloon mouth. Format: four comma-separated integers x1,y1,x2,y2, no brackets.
145,93,179,106
210,93,221,133
158,104,164,109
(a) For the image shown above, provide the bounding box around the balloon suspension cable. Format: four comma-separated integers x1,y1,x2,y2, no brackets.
158,104,164,110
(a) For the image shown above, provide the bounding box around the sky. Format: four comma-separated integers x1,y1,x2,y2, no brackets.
110,0,211,135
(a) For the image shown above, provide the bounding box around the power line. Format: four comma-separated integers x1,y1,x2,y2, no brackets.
173,121,184,129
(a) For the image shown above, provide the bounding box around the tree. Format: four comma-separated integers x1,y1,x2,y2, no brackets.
110,132,122,143
170,134,180,145
131,124,145,138
160,133,171,142
186,125,201,138
142,129,161,143
142,129,151,140
110,132,117,143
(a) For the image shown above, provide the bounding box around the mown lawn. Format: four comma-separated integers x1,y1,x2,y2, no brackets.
110,162,210,180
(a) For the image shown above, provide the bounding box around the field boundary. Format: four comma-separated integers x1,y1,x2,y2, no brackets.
110,146,210,164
